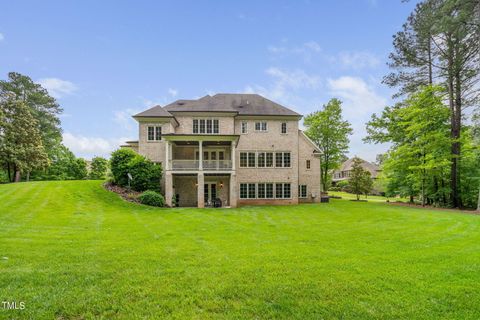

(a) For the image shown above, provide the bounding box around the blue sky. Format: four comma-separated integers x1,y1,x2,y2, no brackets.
0,0,419,161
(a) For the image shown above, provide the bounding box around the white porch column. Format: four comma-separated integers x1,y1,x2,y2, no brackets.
197,172,205,208
165,141,170,170
229,173,237,208
165,172,173,207
199,140,203,170
231,140,236,170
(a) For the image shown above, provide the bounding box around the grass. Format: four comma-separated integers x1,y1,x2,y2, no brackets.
1,180,480,319
327,191,409,202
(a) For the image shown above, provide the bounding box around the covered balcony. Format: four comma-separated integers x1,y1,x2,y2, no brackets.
163,135,238,172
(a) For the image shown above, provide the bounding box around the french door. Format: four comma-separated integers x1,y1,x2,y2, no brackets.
204,183,217,204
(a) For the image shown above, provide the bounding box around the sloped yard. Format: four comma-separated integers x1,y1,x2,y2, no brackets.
1,181,479,319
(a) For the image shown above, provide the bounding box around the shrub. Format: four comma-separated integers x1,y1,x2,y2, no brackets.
110,148,137,187
127,155,162,192
138,190,165,207
337,180,351,192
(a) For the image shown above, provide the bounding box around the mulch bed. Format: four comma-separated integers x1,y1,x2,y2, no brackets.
104,182,141,203
388,201,479,215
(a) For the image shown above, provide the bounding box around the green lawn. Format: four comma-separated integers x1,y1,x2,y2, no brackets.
1,181,480,319
327,191,409,202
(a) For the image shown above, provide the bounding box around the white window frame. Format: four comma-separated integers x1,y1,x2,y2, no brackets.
241,121,248,134
275,152,291,168
255,121,268,132
299,185,308,198
275,183,292,199
147,125,162,141
193,118,219,134
281,122,287,134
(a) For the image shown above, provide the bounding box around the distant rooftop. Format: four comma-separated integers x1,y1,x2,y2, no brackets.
133,93,301,118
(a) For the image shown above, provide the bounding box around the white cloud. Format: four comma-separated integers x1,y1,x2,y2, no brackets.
337,51,380,69
37,78,77,98
168,88,178,97
0,33,4,41
63,132,130,159
244,67,320,108
327,76,389,161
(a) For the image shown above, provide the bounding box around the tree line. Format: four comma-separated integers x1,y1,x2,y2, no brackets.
305,0,479,209
0,72,108,182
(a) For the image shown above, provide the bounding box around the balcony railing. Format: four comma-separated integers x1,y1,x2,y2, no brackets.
170,160,232,170
203,160,232,170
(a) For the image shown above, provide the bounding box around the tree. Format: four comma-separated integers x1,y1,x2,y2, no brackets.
0,98,49,182
365,86,452,206
304,98,353,192
71,158,88,180
384,0,480,208
89,157,108,180
348,157,373,201
110,148,138,187
0,72,63,155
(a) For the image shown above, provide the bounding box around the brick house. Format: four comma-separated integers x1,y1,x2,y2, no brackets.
122,94,321,208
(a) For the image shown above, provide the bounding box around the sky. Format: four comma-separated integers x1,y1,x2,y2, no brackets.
0,0,420,161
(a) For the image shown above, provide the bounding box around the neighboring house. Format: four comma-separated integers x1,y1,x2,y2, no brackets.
122,93,321,208
332,157,381,184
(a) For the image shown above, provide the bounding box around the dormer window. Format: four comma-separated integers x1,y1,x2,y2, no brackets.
193,119,219,134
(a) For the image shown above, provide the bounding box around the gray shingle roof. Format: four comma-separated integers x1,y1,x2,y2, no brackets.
336,158,381,177
156,93,301,116
133,105,173,118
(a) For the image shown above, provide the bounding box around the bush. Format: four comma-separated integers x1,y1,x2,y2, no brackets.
110,148,137,187
138,190,165,207
127,155,162,192
337,180,351,192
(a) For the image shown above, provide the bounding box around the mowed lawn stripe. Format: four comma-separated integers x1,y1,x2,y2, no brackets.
0,180,480,319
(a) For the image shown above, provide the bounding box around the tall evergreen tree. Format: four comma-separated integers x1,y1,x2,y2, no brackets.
304,98,353,192
384,0,480,207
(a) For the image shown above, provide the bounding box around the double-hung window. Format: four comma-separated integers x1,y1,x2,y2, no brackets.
193,118,219,134
248,152,256,167
147,126,162,141
240,152,256,168
240,152,248,167
241,121,248,134
275,183,291,199
255,121,267,131
275,152,291,167
240,184,248,199
281,122,287,134
266,152,274,167
248,183,256,199
258,183,266,198
306,160,311,169
299,185,307,198
265,183,274,198
257,152,266,167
